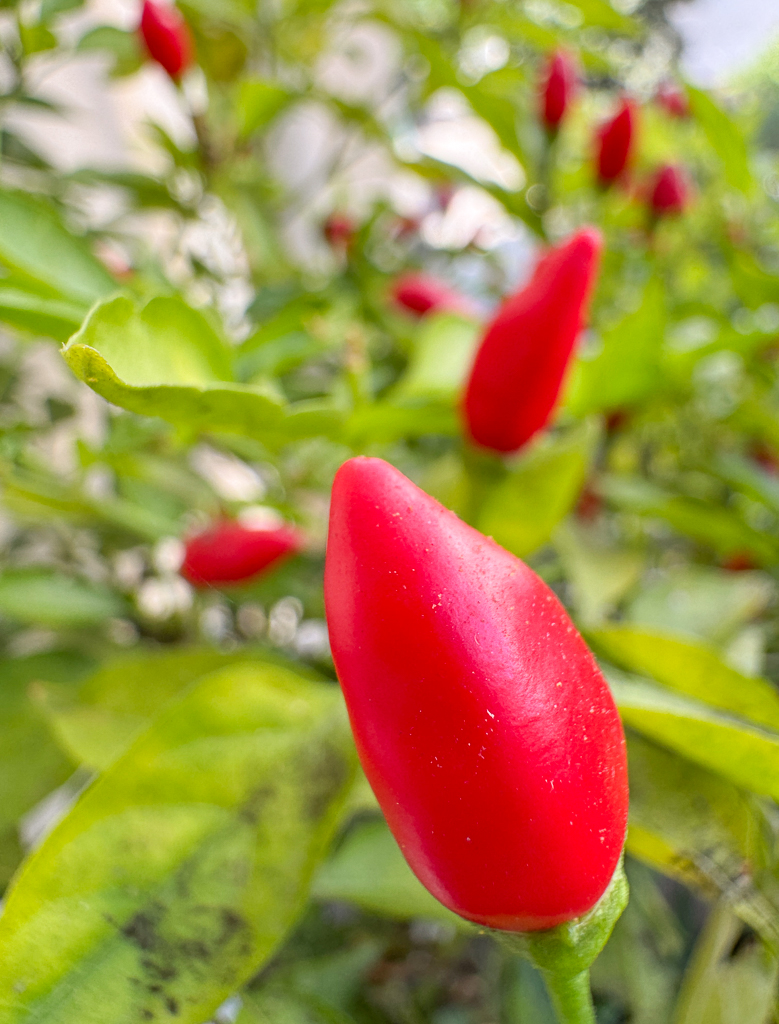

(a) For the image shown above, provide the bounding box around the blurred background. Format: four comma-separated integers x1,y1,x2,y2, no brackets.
5,0,779,1022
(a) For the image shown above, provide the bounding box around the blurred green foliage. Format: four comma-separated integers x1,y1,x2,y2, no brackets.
0,0,778,1019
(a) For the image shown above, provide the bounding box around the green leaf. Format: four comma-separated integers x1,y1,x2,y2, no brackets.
0,287,85,340
64,297,343,443
609,669,779,803
391,313,480,403
0,191,114,304
688,87,752,193
38,647,295,769
478,420,599,558
237,80,294,137
40,0,83,15
237,990,340,1024
239,943,380,1024
591,626,779,733
77,26,144,77
673,906,778,1024
626,734,776,934
714,452,779,514
0,571,124,627
19,21,57,54
67,295,234,386
554,521,644,626
312,817,467,928
0,652,94,888
600,475,779,565
63,295,284,431
728,249,779,308
345,400,458,444
565,278,665,416
623,564,773,644
0,661,357,1024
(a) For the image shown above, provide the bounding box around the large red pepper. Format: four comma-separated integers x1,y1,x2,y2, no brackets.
182,520,301,587
539,50,578,133
463,227,602,454
139,0,193,80
325,456,628,933
596,99,637,185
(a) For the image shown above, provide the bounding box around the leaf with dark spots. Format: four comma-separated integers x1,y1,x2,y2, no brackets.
303,742,353,821
124,908,164,952
0,662,358,1024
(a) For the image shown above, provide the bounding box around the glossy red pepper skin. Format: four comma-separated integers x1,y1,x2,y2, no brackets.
139,0,193,80
596,99,637,185
182,521,301,587
539,50,577,132
463,227,602,454
649,164,688,217
325,456,628,931
392,273,471,318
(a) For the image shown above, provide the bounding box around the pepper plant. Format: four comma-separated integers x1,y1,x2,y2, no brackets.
0,0,779,1021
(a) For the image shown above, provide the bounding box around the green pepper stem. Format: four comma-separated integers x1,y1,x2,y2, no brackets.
542,968,597,1024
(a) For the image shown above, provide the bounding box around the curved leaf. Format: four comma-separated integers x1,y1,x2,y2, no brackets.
626,734,777,939
592,626,779,733
609,669,779,802
0,661,357,1024
63,297,344,442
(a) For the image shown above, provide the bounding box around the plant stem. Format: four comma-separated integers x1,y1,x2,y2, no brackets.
672,900,740,1024
542,967,597,1024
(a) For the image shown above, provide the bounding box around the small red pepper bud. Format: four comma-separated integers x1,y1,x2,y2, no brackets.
392,273,472,318
325,456,628,931
648,164,689,218
323,213,356,251
182,520,301,587
539,49,578,132
463,227,602,454
596,99,637,186
752,443,779,475
139,0,193,80
576,482,602,522
723,552,757,572
654,81,689,119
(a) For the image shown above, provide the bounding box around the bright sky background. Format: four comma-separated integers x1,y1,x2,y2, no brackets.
672,0,779,85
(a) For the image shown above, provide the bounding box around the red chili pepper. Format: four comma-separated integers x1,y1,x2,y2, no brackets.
752,443,779,475
539,49,578,132
139,0,193,80
596,99,637,185
182,520,301,587
323,213,356,251
463,227,602,454
392,273,471,318
325,456,628,931
723,552,757,572
654,81,689,119
648,164,688,218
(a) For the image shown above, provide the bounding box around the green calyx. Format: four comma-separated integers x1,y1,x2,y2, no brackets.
493,857,629,1024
